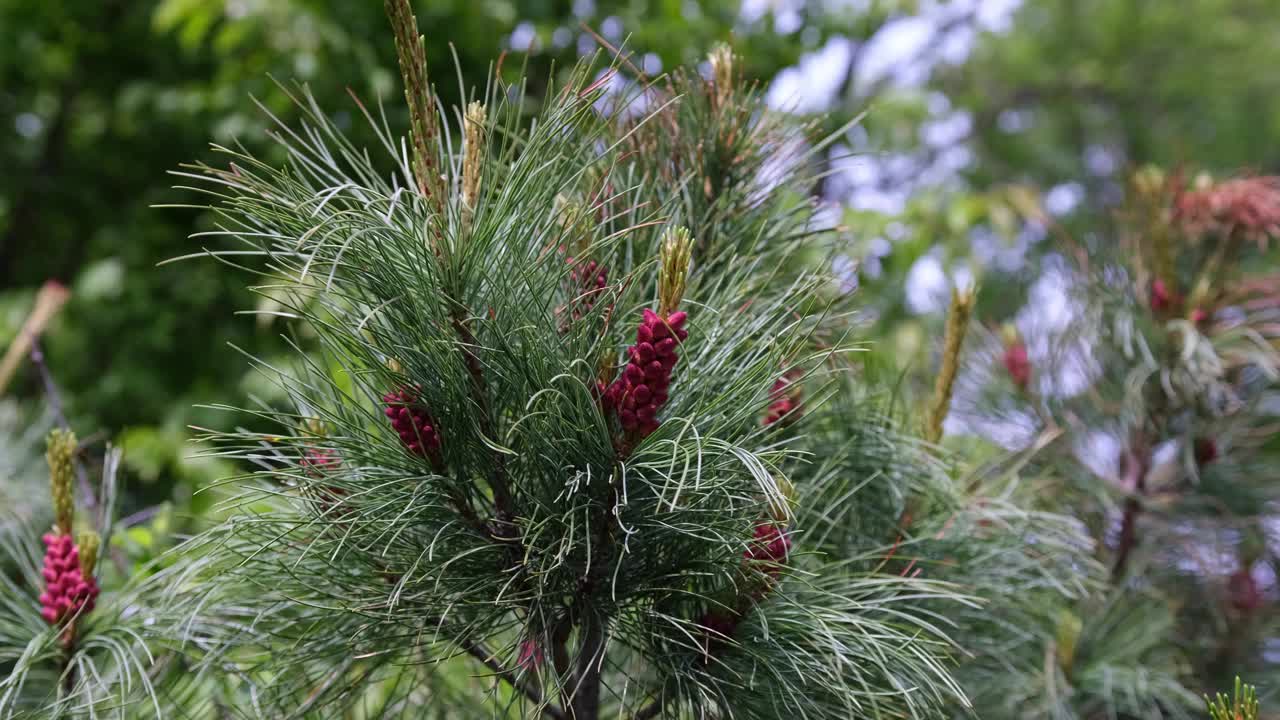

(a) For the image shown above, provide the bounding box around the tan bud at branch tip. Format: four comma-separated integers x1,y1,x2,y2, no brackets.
658,226,694,316
303,417,327,437
384,0,442,210
924,286,975,445
999,322,1019,347
555,198,590,255
461,101,487,217
708,43,734,108
46,429,77,535
78,531,100,577
1130,164,1165,198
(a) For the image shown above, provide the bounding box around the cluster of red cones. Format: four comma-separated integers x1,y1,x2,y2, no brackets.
745,522,792,566
697,521,792,645
1174,175,1280,242
603,310,688,438
1227,567,1263,612
300,447,340,476
565,258,609,322
39,533,98,626
763,375,802,426
383,386,443,459
1003,340,1031,390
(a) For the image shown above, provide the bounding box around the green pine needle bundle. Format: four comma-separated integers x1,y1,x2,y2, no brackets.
1206,678,1260,720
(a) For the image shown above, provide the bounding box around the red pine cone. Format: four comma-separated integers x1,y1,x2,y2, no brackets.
745,522,791,565
695,522,794,651
383,386,443,459
1227,567,1263,612
763,374,802,426
1003,341,1031,390
697,611,738,641
1150,279,1179,314
566,257,609,321
1194,437,1218,466
604,309,687,438
300,447,340,477
301,448,348,514
517,638,544,670
39,533,99,626
1174,175,1280,241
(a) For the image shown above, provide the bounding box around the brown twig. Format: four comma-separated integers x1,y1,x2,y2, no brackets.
570,613,606,720
1112,497,1142,582
448,309,516,531
61,622,77,693
117,505,162,529
1111,441,1150,581
0,280,70,395
464,641,567,720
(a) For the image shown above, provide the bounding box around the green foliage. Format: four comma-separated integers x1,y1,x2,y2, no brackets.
0,402,53,531
1206,677,1259,720
0,434,236,717
957,585,1201,720
144,20,1024,712
947,0,1280,199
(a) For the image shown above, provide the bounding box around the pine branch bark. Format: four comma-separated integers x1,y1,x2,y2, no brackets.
1111,439,1149,581
570,614,605,720
464,642,567,720
448,308,517,533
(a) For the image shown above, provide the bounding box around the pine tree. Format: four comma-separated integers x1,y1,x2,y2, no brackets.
945,166,1280,717
0,423,229,717
0,303,247,715
145,4,1076,718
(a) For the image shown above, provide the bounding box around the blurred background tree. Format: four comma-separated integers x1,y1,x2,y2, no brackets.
836,0,1280,387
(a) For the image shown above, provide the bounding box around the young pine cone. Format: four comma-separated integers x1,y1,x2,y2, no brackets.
604,310,688,438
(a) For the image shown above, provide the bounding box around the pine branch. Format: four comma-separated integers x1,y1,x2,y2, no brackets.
59,626,76,694
1110,440,1149,581
569,614,605,720
551,617,574,717
448,307,516,533
163,48,986,719
464,642,567,720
